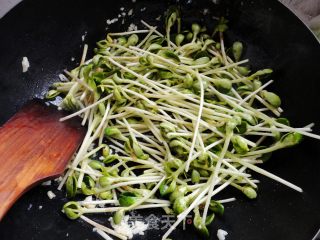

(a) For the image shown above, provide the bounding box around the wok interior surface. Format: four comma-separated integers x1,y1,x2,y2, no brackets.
0,0,319,239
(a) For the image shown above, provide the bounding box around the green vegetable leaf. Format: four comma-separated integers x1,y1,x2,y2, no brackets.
119,192,140,206
193,207,209,237
158,50,180,62
213,17,229,36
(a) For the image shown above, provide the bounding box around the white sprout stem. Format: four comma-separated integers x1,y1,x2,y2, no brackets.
236,158,302,192
141,20,177,48
108,29,150,36
202,59,249,75
89,101,111,142
127,128,166,154
231,87,243,100
57,113,100,190
96,178,163,192
93,228,114,240
80,215,127,240
220,158,257,188
81,144,105,161
64,70,94,93
254,95,280,117
241,137,257,147
245,132,274,137
67,165,102,177
137,27,156,48
199,170,245,206
220,33,228,65
80,44,88,65
79,198,170,206
245,104,320,140
81,106,90,126
202,133,232,224
122,88,156,106
256,135,267,146
112,189,117,201
123,176,166,211
249,126,313,133
217,197,237,204
82,203,170,214
73,101,111,174
189,139,223,163
185,72,205,172
238,80,274,106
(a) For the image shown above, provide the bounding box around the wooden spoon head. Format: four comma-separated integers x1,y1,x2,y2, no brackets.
0,100,85,220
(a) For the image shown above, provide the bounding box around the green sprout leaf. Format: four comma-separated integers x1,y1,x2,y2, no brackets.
63,201,82,220
261,90,281,108
66,175,77,198
213,17,229,36
99,176,114,187
209,200,224,216
231,135,249,154
276,118,290,126
158,50,180,62
193,207,209,237
232,41,243,62
119,192,140,207
191,169,201,183
242,186,257,199
249,68,273,80
45,89,60,99
173,196,188,214
169,185,188,203
81,175,95,195
279,132,303,148
159,179,177,196
99,191,113,200
113,209,125,225
205,212,215,226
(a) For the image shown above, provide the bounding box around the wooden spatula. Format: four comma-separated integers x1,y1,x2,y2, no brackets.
0,100,85,220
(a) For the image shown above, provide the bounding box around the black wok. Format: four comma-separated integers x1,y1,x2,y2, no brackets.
0,0,319,239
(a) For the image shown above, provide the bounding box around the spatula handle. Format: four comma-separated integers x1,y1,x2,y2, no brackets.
0,101,84,220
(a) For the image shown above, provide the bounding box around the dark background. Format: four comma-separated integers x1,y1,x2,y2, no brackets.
0,0,319,239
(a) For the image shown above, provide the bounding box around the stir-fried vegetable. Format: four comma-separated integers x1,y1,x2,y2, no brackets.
48,7,320,240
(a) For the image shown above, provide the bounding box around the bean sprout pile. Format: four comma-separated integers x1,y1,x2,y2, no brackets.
46,7,320,240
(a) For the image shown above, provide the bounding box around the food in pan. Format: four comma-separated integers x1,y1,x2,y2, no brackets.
46,7,320,240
